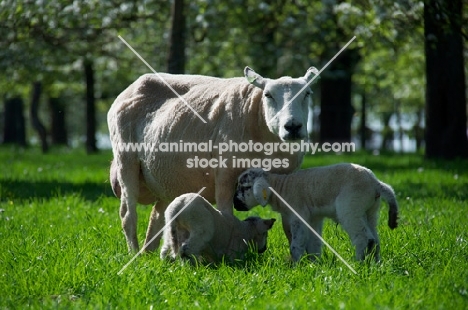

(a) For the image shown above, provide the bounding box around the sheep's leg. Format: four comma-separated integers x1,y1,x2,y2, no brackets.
117,158,140,252
143,201,169,252
282,216,293,245
305,217,324,260
120,200,139,252
160,222,175,260
159,229,170,259
214,173,236,215
339,212,374,261
180,225,214,263
366,201,381,262
290,219,307,262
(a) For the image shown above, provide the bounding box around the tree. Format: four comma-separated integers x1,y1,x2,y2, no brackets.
0,1,167,153
309,1,362,144
30,82,48,153
2,97,26,146
84,59,97,153
424,0,468,159
167,0,186,74
342,0,427,151
48,97,68,145
319,47,360,143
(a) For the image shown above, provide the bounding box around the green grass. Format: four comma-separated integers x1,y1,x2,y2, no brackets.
1,147,467,309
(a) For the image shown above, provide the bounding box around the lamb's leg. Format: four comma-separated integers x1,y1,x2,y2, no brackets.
160,221,177,260
338,211,374,261
282,216,293,245
160,226,171,259
290,219,307,262
180,225,214,263
116,158,140,252
366,201,381,262
305,217,324,260
143,201,169,252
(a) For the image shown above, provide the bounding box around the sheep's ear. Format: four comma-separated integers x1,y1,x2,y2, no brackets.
304,66,320,84
264,218,276,230
252,178,270,207
244,66,266,89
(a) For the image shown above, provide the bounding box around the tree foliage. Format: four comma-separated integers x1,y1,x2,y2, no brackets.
0,0,465,155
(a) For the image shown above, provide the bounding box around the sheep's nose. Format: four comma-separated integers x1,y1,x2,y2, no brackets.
284,121,302,135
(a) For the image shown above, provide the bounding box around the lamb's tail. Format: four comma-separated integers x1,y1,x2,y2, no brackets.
377,181,399,229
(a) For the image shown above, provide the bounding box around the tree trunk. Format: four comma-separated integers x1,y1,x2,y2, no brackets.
84,59,98,154
414,109,424,151
395,100,404,153
424,0,468,159
360,92,367,150
3,97,26,146
381,112,394,151
30,82,48,153
247,0,278,78
319,49,358,143
49,97,68,146
167,0,185,74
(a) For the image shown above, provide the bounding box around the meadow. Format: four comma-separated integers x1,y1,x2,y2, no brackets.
0,147,467,309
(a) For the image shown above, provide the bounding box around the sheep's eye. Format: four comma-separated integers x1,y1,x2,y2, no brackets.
264,93,272,99
304,91,311,98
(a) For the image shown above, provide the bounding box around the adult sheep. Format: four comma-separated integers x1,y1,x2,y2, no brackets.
108,66,318,252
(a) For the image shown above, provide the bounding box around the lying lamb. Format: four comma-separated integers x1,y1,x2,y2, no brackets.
160,193,276,263
233,164,399,262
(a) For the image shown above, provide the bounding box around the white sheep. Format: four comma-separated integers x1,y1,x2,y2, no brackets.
108,67,318,252
160,193,276,263
233,164,399,262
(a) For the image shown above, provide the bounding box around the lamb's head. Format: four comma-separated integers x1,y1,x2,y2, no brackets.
234,168,271,211
243,216,276,253
244,66,319,141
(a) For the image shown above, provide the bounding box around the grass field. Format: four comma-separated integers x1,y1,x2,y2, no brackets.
0,147,467,309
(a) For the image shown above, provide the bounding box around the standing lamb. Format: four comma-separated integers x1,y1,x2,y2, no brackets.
108,66,318,252
160,193,276,263
233,164,399,262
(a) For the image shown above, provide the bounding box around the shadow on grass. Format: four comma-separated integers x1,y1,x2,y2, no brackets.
0,180,116,201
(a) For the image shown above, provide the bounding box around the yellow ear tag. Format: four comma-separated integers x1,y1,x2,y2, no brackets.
262,189,267,200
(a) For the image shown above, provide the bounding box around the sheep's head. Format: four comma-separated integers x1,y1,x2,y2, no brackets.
234,168,271,211
243,216,276,253
244,66,319,142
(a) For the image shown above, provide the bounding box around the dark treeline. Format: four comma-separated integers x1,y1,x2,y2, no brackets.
0,0,466,158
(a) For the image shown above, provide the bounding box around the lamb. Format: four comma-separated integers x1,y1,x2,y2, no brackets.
233,164,399,262
108,66,318,252
160,193,276,263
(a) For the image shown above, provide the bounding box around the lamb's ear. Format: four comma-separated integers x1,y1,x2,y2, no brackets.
304,66,320,84
264,218,276,230
252,178,270,207
244,66,266,89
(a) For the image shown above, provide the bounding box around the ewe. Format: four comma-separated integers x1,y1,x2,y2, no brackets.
234,164,399,262
160,193,276,263
108,67,318,252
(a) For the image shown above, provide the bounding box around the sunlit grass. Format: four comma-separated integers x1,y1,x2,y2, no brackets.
0,147,467,308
